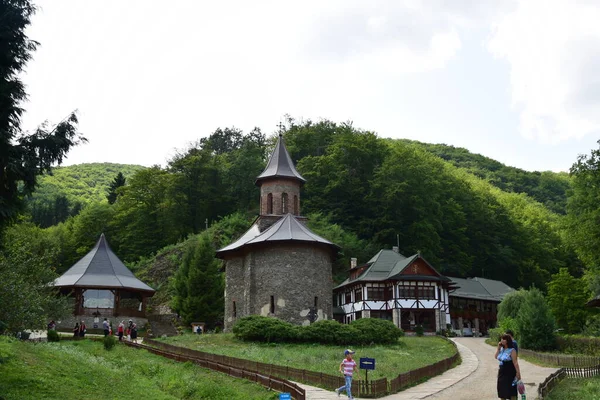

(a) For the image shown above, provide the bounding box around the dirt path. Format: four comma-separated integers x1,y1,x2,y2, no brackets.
427,337,557,400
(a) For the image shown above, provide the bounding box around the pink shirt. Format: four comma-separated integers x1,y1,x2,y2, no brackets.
341,359,357,376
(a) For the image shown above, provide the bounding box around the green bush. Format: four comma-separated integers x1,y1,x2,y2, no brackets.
47,330,60,342
103,335,117,351
556,335,600,356
582,314,600,337
350,318,404,345
301,320,360,345
488,328,503,344
233,316,403,345
232,316,298,343
415,325,424,337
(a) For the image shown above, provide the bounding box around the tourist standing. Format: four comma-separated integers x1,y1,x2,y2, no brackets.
117,321,124,341
102,318,110,337
73,322,79,338
130,322,138,343
495,333,522,400
79,320,87,338
506,329,518,353
335,349,359,399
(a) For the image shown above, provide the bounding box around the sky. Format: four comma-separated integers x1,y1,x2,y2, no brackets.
20,0,600,172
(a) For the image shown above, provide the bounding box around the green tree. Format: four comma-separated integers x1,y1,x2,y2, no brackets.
106,172,126,204
0,222,71,332
172,233,224,328
0,0,86,232
497,289,528,321
516,288,557,351
547,268,590,333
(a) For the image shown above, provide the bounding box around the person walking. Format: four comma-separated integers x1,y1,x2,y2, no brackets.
335,349,359,399
495,333,522,400
73,322,79,338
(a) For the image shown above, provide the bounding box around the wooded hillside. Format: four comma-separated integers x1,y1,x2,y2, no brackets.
9,119,582,299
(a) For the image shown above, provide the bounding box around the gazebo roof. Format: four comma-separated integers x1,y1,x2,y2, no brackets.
255,134,306,185
54,234,155,294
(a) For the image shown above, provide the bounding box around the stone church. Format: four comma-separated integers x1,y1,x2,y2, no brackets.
216,134,339,331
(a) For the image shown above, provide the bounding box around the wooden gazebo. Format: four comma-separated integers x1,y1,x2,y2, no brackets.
54,234,155,318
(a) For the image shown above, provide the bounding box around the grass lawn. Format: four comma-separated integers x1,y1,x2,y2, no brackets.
159,333,457,381
0,336,279,400
545,377,600,400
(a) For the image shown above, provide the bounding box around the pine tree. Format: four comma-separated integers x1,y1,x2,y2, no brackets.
172,234,224,328
106,172,126,204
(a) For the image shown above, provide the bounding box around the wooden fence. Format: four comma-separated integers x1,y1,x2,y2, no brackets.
126,341,306,400
538,365,600,399
520,349,600,368
143,337,460,397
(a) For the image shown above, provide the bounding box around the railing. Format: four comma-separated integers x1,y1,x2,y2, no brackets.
520,349,600,368
538,365,600,399
126,341,305,400
143,337,460,397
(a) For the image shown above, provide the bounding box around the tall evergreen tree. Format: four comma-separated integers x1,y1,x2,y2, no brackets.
0,0,86,233
547,268,590,333
171,233,224,328
106,172,126,204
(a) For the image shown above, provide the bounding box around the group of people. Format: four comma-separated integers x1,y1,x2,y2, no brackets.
70,318,138,342
331,329,524,400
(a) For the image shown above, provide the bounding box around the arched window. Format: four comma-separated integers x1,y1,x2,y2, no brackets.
267,193,273,214
294,195,298,215
282,193,288,214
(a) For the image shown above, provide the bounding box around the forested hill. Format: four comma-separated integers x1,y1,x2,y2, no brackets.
397,139,571,215
14,120,582,293
26,163,145,227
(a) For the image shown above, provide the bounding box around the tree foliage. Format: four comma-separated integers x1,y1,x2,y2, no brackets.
547,268,590,333
106,172,126,204
516,288,557,351
171,233,224,328
0,0,86,232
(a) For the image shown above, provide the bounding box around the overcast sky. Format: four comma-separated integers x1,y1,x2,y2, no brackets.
21,0,600,172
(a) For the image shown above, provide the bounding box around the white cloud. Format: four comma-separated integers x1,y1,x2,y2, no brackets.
488,0,600,143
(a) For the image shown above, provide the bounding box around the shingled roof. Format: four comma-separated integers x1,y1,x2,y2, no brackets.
448,276,514,301
255,134,306,185
216,213,339,257
54,234,155,294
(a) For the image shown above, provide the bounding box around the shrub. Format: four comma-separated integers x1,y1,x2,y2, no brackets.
47,330,60,342
488,328,504,344
556,335,600,356
415,325,424,337
103,335,117,350
582,314,600,337
301,320,360,345
232,316,298,343
351,318,404,345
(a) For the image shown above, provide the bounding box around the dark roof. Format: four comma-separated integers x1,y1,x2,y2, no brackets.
335,250,450,288
216,213,339,257
448,277,514,301
255,134,306,185
587,295,600,307
54,234,155,294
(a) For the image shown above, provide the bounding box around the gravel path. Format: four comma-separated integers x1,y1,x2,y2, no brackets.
427,337,557,400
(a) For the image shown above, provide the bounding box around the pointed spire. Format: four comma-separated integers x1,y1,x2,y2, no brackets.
255,134,306,185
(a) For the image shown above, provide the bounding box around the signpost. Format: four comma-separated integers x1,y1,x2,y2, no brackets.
279,393,291,400
359,357,376,389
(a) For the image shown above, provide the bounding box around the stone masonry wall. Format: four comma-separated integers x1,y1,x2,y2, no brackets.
224,242,333,331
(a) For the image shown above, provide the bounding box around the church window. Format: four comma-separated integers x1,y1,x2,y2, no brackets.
282,193,288,213
417,285,435,300
233,301,237,318
82,289,114,309
294,195,298,215
345,291,352,304
366,283,386,301
267,193,273,214
399,285,414,298
270,295,275,314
